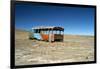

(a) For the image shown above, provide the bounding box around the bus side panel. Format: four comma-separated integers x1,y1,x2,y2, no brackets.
41,34,49,41
33,33,42,40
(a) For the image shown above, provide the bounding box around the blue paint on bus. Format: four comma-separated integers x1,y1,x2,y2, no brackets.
33,33,42,40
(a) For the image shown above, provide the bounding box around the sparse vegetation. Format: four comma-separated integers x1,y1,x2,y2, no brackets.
15,29,94,65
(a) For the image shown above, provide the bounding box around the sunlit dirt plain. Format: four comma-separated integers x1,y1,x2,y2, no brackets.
15,29,94,65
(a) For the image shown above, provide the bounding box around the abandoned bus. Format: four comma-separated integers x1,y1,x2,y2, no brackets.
29,26,64,42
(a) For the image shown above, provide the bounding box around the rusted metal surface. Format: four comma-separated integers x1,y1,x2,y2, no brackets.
31,26,64,42
41,34,49,41
54,34,63,41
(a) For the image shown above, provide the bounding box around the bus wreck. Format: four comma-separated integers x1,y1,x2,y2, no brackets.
29,26,64,42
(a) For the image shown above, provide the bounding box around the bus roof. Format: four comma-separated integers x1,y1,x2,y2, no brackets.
32,26,64,31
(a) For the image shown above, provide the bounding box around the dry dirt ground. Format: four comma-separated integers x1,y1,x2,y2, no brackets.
15,29,95,65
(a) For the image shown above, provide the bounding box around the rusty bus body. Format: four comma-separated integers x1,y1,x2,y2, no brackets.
30,26,64,42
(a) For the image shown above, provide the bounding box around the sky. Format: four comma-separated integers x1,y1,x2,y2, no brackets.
15,2,95,35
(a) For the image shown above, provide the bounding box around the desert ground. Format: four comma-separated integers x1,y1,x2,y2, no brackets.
15,29,94,65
